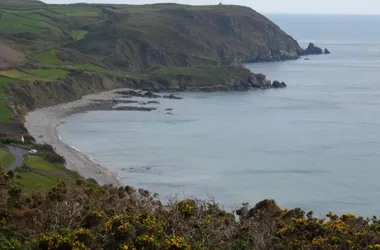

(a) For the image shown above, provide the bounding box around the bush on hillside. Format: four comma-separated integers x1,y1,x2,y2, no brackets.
1,170,380,249
41,151,66,164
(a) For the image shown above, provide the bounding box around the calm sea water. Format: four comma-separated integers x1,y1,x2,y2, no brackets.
59,15,380,216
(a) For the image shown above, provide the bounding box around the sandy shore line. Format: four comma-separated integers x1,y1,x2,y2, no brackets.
25,89,127,186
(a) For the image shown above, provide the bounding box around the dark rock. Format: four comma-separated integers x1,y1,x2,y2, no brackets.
113,106,156,111
166,112,173,115
272,81,287,88
305,43,323,55
147,101,160,104
112,99,139,104
166,108,173,111
163,94,182,99
116,90,143,97
304,58,310,61
324,48,331,54
143,91,161,98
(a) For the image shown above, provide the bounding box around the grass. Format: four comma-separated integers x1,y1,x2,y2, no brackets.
151,66,207,77
16,171,57,189
0,76,22,121
72,64,110,73
24,69,69,79
35,49,64,65
0,149,15,170
0,69,69,81
15,155,80,189
50,5,101,17
71,30,88,40
0,12,60,33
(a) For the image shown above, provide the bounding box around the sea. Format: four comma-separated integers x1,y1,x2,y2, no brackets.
59,14,380,217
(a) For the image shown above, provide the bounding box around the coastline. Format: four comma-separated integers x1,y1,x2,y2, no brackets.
24,89,126,187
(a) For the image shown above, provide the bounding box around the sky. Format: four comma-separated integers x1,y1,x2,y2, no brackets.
41,0,380,14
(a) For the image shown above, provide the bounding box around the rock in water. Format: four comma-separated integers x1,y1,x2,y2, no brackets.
116,90,143,97
324,48,331,54
143,91,161,98
272,81,287,88
163,94,183,99
147,101,160,104
305,43,323,55
113,106,156,111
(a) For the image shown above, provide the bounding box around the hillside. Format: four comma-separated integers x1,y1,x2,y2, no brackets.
0,2,303,70
0,0,322,136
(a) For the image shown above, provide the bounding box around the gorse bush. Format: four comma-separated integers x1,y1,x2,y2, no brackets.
1,170,380,249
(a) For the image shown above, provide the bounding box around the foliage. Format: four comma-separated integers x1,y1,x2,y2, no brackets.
71,30,88,41
35,49,64,65
0,76,22,122
0,170,380,249
0,69,69,82
0,149,15,170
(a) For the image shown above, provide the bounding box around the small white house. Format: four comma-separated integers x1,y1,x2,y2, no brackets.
29,149,37,155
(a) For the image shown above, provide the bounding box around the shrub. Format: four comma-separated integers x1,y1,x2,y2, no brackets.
41,152,66,164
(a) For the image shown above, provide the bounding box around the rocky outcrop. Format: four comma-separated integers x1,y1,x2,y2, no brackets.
147,101,160,104
304,43,323,55
116,90,143,97
324,48,331,54
272,81,287,88
113,106,156,111
163,94,182,100
143,91,161,98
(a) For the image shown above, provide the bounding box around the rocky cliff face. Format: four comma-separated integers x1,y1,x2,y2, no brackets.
4,73,120,115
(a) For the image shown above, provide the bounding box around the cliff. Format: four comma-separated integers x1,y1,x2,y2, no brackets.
0,0,325,135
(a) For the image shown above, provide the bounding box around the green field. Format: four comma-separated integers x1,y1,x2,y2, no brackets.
0,69,69,81
50,5,101,16
24,69,69,79
35,49,64,65
16,155,80,189
71,30,88,40
0,149,15,170
0,12,61,33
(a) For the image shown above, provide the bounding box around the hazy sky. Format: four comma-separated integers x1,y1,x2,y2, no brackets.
42,0,380,14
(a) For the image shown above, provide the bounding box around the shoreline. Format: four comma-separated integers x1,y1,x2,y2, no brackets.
24,89,127,186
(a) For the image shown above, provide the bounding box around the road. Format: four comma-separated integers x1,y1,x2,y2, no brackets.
5,145,29,171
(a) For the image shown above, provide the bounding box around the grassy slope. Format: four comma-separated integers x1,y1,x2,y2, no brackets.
15,155,80,189
0,76,22,121
0,148,15,170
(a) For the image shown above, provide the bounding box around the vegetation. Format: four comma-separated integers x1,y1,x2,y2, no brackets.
71,30,88,41
0,149,14,170
35,49,64,65
0,172,379,249
0,69,69,82
0,76,22,121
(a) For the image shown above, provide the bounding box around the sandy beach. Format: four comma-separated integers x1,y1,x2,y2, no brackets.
24,89,126,186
